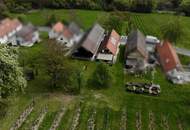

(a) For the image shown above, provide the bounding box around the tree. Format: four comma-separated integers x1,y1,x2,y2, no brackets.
100,12,127,34
89,62,112,89
180,1,190,16
161,18,183,44
0,45,26,99
43,40,81,94
0,1,8,19
171,0,182,8
130,0,154,13
46,14,57,26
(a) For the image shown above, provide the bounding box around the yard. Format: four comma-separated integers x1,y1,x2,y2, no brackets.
1,9,190,130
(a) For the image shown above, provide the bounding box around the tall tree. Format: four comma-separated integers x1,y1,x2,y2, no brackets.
161,18,183,44
100,12,127,34
43,40,81,94
0,45,26,99
0,1,7,19
89,62,112,89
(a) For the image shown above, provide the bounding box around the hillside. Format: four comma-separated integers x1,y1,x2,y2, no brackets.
1,9,190,130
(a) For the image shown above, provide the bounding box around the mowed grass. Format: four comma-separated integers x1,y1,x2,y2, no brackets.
12,9,190,49
1,9,190,130
131,13,190,49
13,9,107,30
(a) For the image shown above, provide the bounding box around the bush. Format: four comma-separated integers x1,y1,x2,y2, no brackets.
179,1,190,16
89,62,112,89
160,18,183,44
130,0,154,13
0,101,7,119
46,14,58,26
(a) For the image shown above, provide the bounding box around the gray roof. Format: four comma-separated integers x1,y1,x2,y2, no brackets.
68,22,82,35
16,24,36,38
81,23,105,54
126,29,148,58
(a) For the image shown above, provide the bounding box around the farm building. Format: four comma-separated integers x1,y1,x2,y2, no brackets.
156,41,190,84
72,23,105,61
156,41,182,73
97,30,120,64
49,22,64,39
0,18,22,45
49,22,83,48
146,35,160,53
15,24,40,47
125,29,148,73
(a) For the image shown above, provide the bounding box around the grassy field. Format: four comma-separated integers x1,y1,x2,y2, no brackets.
12,9,190,49
1,9,190,130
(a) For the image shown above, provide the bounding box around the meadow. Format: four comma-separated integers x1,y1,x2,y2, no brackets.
1,9,190,130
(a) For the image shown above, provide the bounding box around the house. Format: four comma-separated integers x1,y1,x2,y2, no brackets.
125,29,148,73
146,35,160,53
156,41,182,74
0,18,22,44
49,22,64,39
49,22,83,48
15,24,40,47
72,23,105,61
156,41,190,84
97,30,120,64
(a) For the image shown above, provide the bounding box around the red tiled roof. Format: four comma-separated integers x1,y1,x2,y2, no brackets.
0,18,22,38
62,27,73,39
156,41,182,73
105,30,120,55
52,22,64,33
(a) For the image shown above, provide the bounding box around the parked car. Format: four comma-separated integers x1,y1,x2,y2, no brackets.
125,82,161,96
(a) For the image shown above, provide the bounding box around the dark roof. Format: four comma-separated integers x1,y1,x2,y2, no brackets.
68,22,82,35
80,23,105,54
126,29,148,58
16,24,36,42
156,41,182,73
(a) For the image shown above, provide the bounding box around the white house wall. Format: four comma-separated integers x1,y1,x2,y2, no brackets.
0,36,8,44
49,30,59,39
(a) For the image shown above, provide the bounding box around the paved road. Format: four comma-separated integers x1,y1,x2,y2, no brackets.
37,26,51,32
175,47,190,57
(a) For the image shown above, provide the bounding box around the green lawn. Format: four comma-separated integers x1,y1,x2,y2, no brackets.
1,9,190,130
12,9,190,49
131,13,190,49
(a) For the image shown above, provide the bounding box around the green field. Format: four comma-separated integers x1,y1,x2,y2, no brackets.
1,9,190,130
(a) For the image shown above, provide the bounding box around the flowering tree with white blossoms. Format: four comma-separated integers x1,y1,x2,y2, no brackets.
0,45,26,99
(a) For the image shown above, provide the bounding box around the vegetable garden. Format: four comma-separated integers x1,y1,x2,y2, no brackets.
7,100,187,130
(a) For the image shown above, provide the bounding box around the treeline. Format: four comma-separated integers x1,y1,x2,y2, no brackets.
0,0,190,16
1,0,155,13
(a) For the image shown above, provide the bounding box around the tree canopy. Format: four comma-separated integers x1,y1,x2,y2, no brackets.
0,45,26,99
161,18,183,44
43,40,82,94
89,62,112,89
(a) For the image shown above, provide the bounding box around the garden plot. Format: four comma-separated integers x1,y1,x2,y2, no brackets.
8,102,189,130
120,108,127,130
161,115,170,130
31,106,48,130
69,105,82,130
10,102,34,130
87,109,96,130
38,111,57,130
136,111,142,130
49,107,65,130
148,111,156,130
